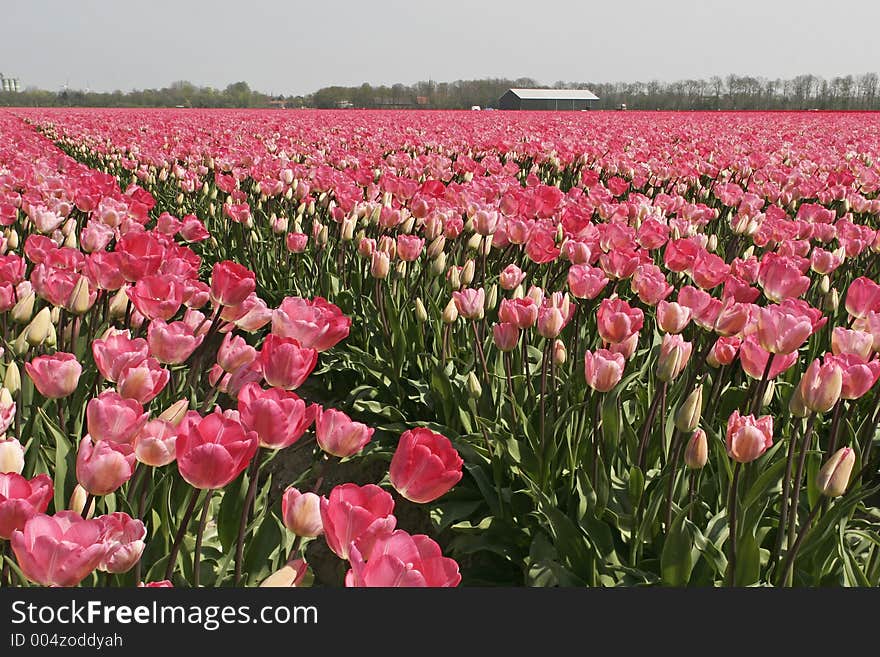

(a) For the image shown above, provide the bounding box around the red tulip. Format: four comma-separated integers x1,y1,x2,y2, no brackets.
11,511,108,587
270,296,351,352
97,512,146,574
25,352,82,399
259,334,317,390
390,428,463,503
210,260,256,307
567,264,608,300
0,472,53,539
320,483,396,560
237,382,317,449
345,530,461,587
315,407,374,458
726,411,773,463
176,410,258,490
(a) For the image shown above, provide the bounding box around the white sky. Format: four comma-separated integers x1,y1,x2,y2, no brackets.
2,0,877,95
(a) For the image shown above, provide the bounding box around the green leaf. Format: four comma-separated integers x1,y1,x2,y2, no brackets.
661,509,696,586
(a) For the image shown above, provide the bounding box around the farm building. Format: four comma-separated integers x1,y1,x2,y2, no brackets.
498,88,599,110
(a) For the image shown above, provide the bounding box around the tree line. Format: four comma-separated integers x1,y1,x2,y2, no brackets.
2,74,879,110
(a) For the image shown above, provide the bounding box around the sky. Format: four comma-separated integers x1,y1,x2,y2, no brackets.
3,0,878,96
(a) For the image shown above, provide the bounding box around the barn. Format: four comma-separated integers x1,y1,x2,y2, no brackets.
498,88,600,110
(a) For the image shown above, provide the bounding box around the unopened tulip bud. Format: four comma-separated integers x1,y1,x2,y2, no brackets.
50,307,60,324
553,340,567,366
742,246,755,260
64,230,77,249
414,298,428,323
400,215,415,234
825,289,839,312
816,447,855,497
512,284,524,300
108,287,130,319
466,371,482,399
260,559,308,588
11,291,35,324
67,276,93,315
466,233,482,252
3,364,20,396
426,235,446,259
429,252,446,276
341,215,356,241
762,380,776,409
684,429,708,469
486,284,498,312
370,251,390,279
0,436,24,474
442,299,458,324
789,384,809,418
447,266,461,290
799,358,843,414
820,275,831,294
675,387,703,433
282,488,323,537
26,308,52,346
6,229,18,250
317,225,329,247
706,234,718,252
69,484,96,518
158,399,189,426
461,260,475,287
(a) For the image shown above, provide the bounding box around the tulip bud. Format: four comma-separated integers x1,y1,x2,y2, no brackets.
426,235,446,259
108,287,130,319
706,234,718,252
553,340,567,366
260,559,308,588
683,429,708,469
675,387,703,433
429,252,446,277
789,384,809,418
67,276,93,315
0,354,19,392
816,447,855,497
442,298,458,324
69,484,96,518
25,308,52,346
512,284,524,300
825,289,839,312
11,291,35,324
761,380,776,409
820,275,831,294
64,230,77,249
486,284,498,312
341,215,356,241
461,259,475,286
158,398,189,426
466,233,482,252
6,229,19,250
414,298,428,323
0,436,24,474
466,371,482,399
370,251,390,279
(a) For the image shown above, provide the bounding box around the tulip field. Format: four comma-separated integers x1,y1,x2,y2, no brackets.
0,108,879,588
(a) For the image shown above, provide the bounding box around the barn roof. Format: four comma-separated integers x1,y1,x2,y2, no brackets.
507,88,599,101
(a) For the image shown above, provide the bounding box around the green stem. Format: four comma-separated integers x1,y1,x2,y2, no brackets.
777,501,821,587
235,452,263,586
787,413,817,558
164,488,201,581
193,490,213,588
725,462,743,586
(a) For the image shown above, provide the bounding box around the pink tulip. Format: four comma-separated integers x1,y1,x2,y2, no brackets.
831,327,874,361
396,234,425,261
597,298,644,344
237,382,317,449
757,253,810,303
0,472,53,539
492,322,519,351
127,274,184,322
11,511,108,587
86,391,148,445
259,334,318,390
713,300,751,337
210,260,256,307
755,305,813,355
584,349,626,392
281,487,324,537
828,353,880,399
345,530,461,587
656,300,691,334
270,296,351,352
147,319,204,364
726,411,773,463
845,277,880,319
26,352,82,399
76,436,136,496
92,331,149,383
632,264,673,305
657,333,692,382
97,512,146,574
568,264,609,300
452,288,485,320
390,428,463,503
498,298,538,328
133,419,178,467
537,292,573,339
216,333,257,372
499,264,525,290
707,336,741,368
176,410,259,490
320,483,396,560
739,335,798,379
315,407,374,458
799,357,843,414
691,250,729,290
116,357,169,404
